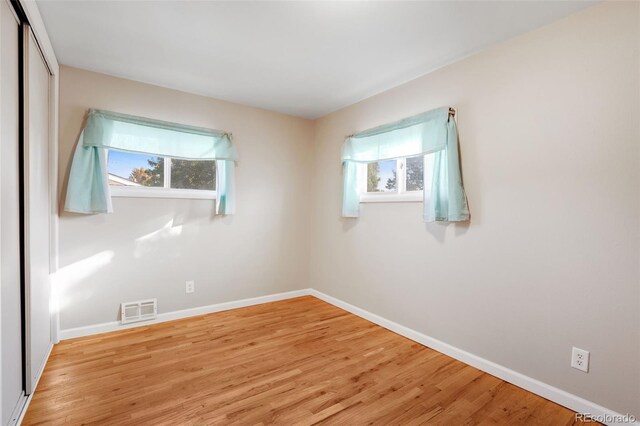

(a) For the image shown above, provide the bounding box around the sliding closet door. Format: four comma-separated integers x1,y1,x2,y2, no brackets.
23,24,52,394
1,1,24,421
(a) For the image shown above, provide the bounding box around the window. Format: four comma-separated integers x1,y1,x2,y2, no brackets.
360,154,433,202
107,150,216,199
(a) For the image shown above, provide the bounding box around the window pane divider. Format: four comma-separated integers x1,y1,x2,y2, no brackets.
164,157,171,188
397,158,407,194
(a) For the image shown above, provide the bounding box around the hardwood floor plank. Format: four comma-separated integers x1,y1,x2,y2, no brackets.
23,296,591,425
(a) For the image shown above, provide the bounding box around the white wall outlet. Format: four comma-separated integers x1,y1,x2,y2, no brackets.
571,347,589,372
185,280,195,294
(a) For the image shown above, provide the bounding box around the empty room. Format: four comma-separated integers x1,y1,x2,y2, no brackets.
0,0,638,425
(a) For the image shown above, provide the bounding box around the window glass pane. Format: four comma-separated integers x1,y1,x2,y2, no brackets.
107,150,164,187
367,159,397,192
170,159,216,190
406,155,424,191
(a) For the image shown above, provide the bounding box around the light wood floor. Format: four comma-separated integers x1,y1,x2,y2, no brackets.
24,296,587,425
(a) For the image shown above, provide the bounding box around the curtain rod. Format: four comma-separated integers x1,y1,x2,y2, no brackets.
346,107,456,139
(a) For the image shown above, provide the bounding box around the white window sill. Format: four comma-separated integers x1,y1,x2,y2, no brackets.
110,186,216,200
360,192,423,203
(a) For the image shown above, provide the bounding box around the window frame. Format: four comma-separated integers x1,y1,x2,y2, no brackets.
109,154,217,200
359,156,429,203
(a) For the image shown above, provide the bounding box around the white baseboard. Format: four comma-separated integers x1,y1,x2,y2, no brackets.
56,287,636,425
309,289,638,426
59,289,311,340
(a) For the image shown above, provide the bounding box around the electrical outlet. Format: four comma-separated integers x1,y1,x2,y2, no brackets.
571,347,589,372
185,280,195,294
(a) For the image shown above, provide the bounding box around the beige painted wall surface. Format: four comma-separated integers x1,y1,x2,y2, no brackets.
58,66,314,330
309,2,639,416
58,1,639,417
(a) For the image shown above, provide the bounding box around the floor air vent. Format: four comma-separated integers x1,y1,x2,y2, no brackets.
121,299,157,324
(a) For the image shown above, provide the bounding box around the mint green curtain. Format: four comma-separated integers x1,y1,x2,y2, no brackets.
341,107,469,222
64,109,238,214
215,159,235,214
65,131,113,214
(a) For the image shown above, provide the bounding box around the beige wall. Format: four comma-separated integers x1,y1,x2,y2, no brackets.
58,1,639,417
58,66,314,330
309,2,639,416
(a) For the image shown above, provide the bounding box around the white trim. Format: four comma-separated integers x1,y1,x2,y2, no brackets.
360,192,422,203
110,186,217,200
59,289,311,340
18,1,59,75
308,289,638,426
55,288,637,425
398,157,407,193
48,47,59,345
163,157,171,188
108,173,141,187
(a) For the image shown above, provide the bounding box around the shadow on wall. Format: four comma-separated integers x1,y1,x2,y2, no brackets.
341,215,470,243
426,221,471,242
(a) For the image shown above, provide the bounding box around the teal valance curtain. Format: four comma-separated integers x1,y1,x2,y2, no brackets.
65,109,238,214
342,106,469,222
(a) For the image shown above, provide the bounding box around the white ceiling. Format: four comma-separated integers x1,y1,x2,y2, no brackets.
37,1,595,119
